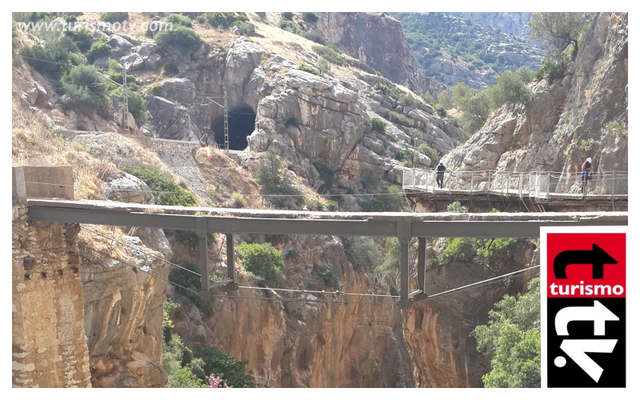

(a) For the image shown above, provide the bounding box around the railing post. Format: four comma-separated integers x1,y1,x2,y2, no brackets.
397,221,412,310
547,172,550,198
488,170,492,193
197,217,210,300
518,173,522,197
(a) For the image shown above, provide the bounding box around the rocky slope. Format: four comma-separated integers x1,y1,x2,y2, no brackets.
447,12,533,39
392,12,544,89
441,12,628,195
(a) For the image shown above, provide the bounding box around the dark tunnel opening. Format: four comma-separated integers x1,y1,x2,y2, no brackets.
211,105,256,150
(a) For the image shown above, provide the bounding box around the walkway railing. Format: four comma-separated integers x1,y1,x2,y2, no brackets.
402,169,628,197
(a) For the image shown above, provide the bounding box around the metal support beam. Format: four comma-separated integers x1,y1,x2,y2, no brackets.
413,237,428,303
397,221,412,310
225,233,238,291
196,217,210,300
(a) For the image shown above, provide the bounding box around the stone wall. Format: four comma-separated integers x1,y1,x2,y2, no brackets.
12,204,92,387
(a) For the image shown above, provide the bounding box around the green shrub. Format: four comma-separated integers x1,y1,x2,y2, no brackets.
326,200,338,211
515,65,534,84
361,185,407,212
99,12,128,23
256,12,267,21
148,83,162,96
193,347,256,388
298,63,320,75
313,264,341,289
233,21,251,35
302,12,319,23
208,12,236,28
59,65,113,118
447,201,468,213
399,94,420,109
311,45,347,66
64,28,93,53
299,30,326,44
19,37,83,80
305,199,324,211
86,40,112,64
418,144,438,167
374,82,402,100
370,118,386,133
395,149,415,164
166,13,193,28
437,90,453,109
163,333,204,388
490,71,532,113
435,105,447,117
279,18,299,33
317,56,330,74
387,111,414,127
238,242,286,288
343,236,383,272
535,58,566,84
122,164,198,207
154,25,203,55
281,12,294,21
251,151,303,209
421,91,436,105
196,15,207,24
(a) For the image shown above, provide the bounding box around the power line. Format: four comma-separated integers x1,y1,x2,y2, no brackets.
26,224,541,307
80,225,202,277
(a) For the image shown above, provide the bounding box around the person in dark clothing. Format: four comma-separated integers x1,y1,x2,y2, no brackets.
201,127,210,147
581,157,592,194
435,162,446,189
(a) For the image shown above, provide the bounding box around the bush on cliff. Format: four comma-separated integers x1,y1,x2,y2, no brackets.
121,164,198,207
238,242,286,288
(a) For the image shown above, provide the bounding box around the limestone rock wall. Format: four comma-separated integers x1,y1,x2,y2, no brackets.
12,205,92,388
170,234,414,388
443,12,628,194
313,12,431,94
81,235,170,388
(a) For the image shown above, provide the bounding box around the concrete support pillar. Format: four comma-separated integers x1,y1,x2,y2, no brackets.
396,221,412,310
413,237,429,303
196,217,210,300
225,234,238,291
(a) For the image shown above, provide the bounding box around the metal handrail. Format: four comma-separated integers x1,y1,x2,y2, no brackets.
402,168,628,196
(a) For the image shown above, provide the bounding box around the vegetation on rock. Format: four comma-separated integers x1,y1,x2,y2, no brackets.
472,277,540,387
238,242,286,288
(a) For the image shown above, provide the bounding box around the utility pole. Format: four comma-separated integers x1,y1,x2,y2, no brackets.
223,89,229,152
122,64,130,134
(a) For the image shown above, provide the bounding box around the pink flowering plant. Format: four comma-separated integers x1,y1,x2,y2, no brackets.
202,375,230,388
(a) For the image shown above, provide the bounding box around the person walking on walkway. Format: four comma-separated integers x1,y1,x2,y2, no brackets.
581,157,592,194
435,162,446,189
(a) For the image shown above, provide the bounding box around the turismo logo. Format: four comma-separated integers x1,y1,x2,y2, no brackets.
545,232,626,387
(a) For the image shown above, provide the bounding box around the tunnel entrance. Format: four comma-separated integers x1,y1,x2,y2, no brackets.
211,105,256,150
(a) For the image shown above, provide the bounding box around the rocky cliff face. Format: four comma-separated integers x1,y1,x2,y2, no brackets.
311,12,435,95
448,12,533,39
442,12,627,194
170,234,415,388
